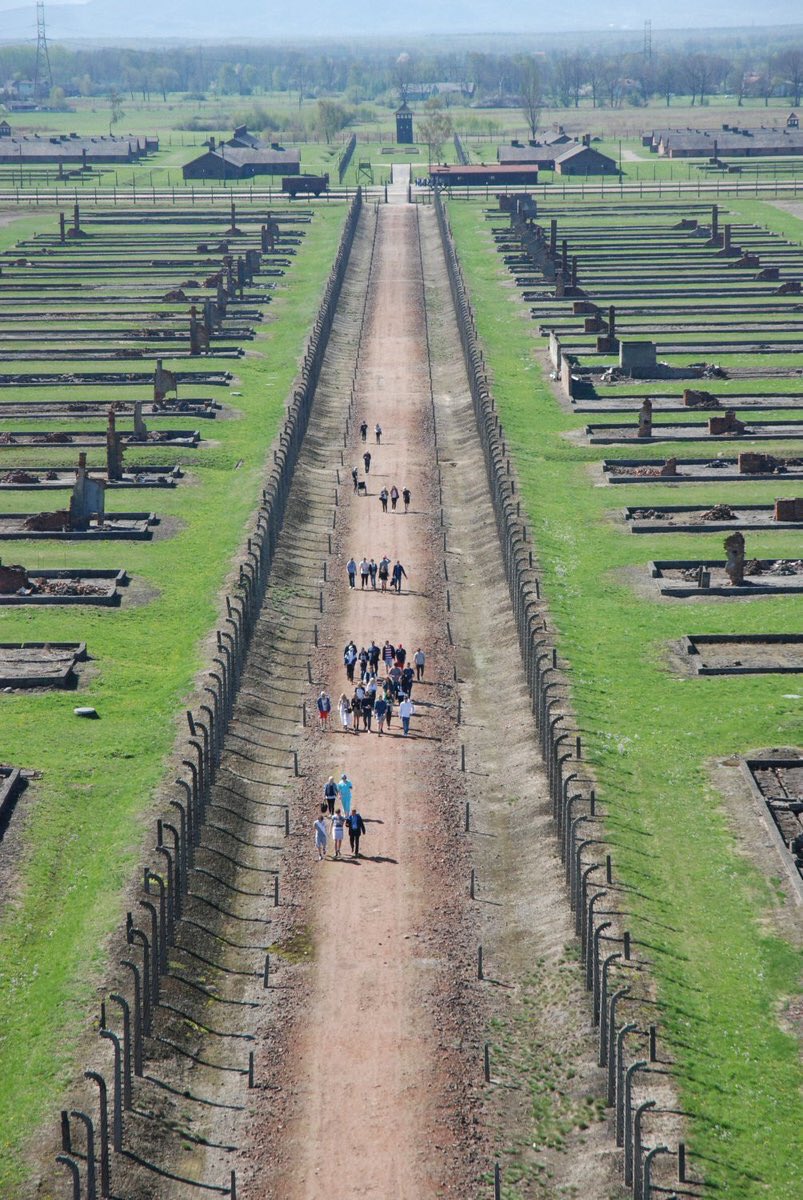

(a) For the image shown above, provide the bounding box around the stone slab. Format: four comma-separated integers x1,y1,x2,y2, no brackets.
0,767,23,830
739,755,803,904
650,559,803,596
0,466,180,489
0,401,219,420
0,641,87,687
588,420,803,445
0,430,200,449
683,634,803,673
0,568,126,605
0,513,156,540
603,458,803,484
624,503,802,533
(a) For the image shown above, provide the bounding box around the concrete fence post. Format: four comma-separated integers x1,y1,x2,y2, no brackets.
83,1071,111,1198
55,1155,81,1200
69,1110,97,1200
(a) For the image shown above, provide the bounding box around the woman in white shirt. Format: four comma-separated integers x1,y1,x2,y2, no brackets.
331,809,346,858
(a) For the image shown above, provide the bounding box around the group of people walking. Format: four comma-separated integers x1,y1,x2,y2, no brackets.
314,773,367,860
346,556,408,593
351,468,410,517
379,485,411,514
359,420,382,444
312,412,424,861
315,639,424,739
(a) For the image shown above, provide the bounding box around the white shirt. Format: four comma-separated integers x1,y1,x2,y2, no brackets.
399,700,414,719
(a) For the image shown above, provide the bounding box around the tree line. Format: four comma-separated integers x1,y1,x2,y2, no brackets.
1,37,803,110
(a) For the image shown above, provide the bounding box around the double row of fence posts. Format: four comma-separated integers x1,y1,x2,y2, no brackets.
433,189,693,1200
54,189,364,1200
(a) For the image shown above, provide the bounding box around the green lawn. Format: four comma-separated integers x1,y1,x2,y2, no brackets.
448,197,803,1200
0,200,346,1189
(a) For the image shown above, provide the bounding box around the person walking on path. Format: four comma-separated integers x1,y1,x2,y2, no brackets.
314,813,328,861
361,690,374,732
414,647,425,681
395,644,407,668
363,451,372,475
391,560,408,594
402,486,411,513
351,691,363,732
344,642,357,683
348,809,366,857
399,696,415,737
359,557,370,589
351,467,359,492
358,646,369,680
379,487,389,513
317,691,332,730
375,423,382,444
379,556,391,591
360,419,368,442
369,641,381,672
374,692,388,734
338,692,352,733
331,809,345,858
382,640,395,672
337,773,353,817
401,664,414,697
346,557,357,588
368,558,378,589
323,775,338,814
390,485,399,512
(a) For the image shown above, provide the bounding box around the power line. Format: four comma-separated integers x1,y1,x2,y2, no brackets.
34,2,53,101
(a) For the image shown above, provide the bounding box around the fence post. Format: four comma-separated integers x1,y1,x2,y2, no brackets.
84,1071,111,1198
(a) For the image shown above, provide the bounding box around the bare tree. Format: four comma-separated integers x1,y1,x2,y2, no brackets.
600,59,623,109
726,56,749,107
625,52,655,107
777,47,803,107
754,58,778,107
552,53,574,108
585,55,607,109
419,96,453,167
518,56,542,138
655,55,678,107
683,53,727,107
567,53,586,108
394,52,413,104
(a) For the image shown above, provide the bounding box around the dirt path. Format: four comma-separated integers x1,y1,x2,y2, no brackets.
258,205,478,1199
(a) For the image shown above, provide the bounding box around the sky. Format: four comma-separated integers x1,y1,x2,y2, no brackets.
0,0,801,38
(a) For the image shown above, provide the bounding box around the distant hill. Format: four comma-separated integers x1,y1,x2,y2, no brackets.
1,0,802,43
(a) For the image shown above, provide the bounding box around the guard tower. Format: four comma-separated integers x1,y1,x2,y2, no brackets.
395,101,414,145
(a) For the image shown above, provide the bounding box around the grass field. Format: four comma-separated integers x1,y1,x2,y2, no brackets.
0,200,346,1189
6,93,803,196
447,196,802,1200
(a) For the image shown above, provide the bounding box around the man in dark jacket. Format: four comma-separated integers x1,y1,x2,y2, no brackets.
348,809,366,856
391,560,407,593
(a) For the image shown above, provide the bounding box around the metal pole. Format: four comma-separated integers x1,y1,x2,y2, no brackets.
69,1111,97,1200
84,1072,111,1199
55,1155,81,1200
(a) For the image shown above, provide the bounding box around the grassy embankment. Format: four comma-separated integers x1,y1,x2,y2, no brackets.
447,197,802,1200
0,201,346,1189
